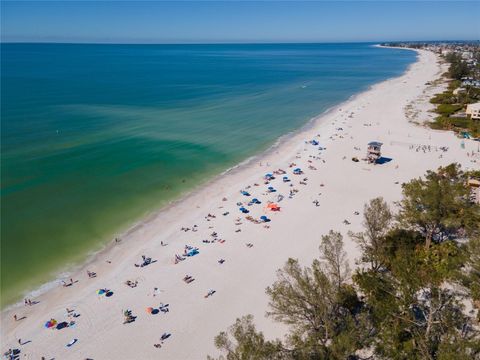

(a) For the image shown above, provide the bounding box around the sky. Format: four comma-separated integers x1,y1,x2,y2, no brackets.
1,1,479,43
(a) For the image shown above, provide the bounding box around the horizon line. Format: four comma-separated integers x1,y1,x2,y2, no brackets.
1,39,478,46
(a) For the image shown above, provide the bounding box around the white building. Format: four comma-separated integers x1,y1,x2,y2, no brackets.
466,102,480,120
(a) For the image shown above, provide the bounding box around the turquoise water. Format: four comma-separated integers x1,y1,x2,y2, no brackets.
1,43,416,306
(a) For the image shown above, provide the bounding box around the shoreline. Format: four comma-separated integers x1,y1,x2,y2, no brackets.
1,45,417,311
2,48,478,359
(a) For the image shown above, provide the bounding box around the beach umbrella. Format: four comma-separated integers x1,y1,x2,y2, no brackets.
45,319,57,328
146,307,154,314
97,289,106,295
56,321,69,330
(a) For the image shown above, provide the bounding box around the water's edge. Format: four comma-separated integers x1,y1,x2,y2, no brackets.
2,45,419,311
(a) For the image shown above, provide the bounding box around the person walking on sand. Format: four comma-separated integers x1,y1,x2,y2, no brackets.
13,314,17,321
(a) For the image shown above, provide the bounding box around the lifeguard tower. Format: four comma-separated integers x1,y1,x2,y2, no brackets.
366,141,383,164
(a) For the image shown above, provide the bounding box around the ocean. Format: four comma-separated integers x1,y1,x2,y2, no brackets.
1,43,416,306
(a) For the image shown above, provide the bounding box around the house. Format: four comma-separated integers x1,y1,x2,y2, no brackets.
468,178,480,204
461,79,480,88
466,103,480,120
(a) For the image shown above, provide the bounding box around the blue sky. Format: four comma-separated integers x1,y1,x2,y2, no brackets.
1,1,479,43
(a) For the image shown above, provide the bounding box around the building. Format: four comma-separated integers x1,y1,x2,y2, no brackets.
468,178,480,204
462,79,480,88
466,103,480,120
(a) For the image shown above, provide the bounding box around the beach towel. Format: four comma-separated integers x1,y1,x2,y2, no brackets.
66,339,78,347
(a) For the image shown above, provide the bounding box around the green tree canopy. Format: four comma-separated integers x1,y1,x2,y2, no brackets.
397,163,480,248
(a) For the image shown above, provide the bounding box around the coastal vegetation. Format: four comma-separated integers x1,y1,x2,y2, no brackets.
209,164,480,360
428,50,480,137
383,41,480,137
445,52,472,80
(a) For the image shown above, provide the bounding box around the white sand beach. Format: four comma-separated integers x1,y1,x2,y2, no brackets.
2,48,479,359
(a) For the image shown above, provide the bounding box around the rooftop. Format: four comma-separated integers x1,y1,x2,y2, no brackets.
467,102,480,111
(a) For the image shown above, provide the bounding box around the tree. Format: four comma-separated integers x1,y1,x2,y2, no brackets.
462,236,480,314
320,230,350,289
208,315,285,360
445,52,470,80
449,60,470,80
211,233,365,360
265,256,363,359
349,197,393,271
397,163,480,248
354,234,478,360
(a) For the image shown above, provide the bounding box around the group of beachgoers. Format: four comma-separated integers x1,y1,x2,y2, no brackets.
6,119,384,358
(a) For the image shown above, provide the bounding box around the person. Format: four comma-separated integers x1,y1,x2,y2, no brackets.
17,339,21,345
13,315,17,321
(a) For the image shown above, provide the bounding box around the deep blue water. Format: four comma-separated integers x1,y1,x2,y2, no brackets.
0,43,416,305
